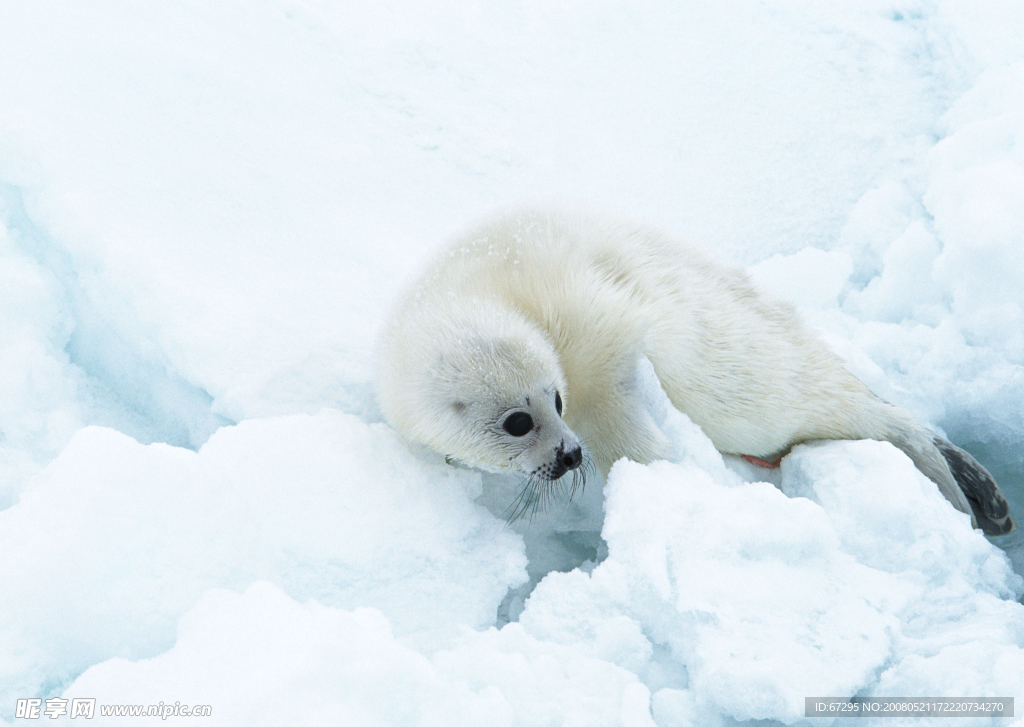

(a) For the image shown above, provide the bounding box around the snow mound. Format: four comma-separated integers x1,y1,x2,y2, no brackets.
520,432,1023,724
0,413,525,709
37,414,1024,726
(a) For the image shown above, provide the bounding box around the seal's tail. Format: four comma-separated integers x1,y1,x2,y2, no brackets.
866,402,1015,536
932,437,1015,536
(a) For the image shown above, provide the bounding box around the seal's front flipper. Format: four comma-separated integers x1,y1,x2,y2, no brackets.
934,437,1015,536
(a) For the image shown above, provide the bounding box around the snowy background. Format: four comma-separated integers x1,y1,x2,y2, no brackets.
1,0,1024,724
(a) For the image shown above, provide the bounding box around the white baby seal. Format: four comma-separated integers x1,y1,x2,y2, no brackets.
375,209,1014,534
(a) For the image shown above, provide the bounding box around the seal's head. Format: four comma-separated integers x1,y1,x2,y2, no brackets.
426,330,584,481
377,300,584,487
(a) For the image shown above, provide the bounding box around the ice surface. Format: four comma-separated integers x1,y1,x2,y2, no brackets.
1,0,1023,724
61,582,656,727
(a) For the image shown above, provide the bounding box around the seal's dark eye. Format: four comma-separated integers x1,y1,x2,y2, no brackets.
555,391,562,416
502,412,533,437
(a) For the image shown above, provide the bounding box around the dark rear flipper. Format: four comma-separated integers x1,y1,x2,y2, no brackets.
934,437,1015,536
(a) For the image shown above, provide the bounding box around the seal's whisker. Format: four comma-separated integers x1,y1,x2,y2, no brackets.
568,445,594,502
503,476,538,526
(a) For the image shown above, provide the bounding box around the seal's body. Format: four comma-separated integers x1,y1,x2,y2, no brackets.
375,210,1013,535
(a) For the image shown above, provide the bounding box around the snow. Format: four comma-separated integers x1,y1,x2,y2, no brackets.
0,413,525,713
1,0,1023,724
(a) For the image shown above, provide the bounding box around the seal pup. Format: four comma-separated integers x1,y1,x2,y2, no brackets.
375,209,1014,535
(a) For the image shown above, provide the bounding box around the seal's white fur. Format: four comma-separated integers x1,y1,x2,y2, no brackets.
376,209,997,525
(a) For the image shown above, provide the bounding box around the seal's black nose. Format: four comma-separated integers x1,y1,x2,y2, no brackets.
560,445,583,471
